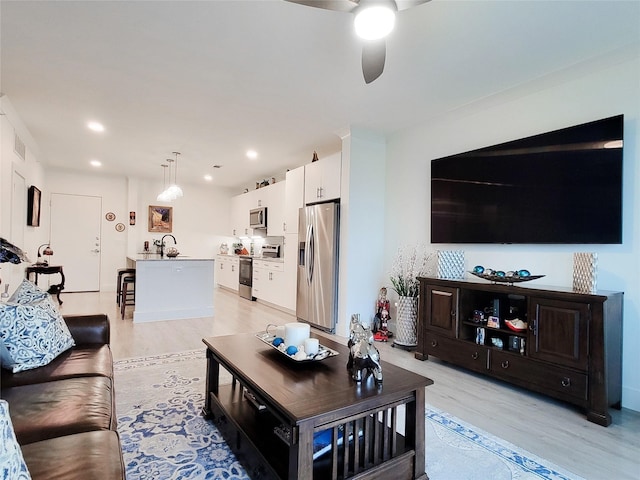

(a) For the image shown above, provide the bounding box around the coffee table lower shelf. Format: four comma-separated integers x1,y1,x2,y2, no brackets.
205,382,421,480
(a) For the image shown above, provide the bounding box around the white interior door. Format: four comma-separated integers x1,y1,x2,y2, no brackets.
10,171,26,249
50,193,101,292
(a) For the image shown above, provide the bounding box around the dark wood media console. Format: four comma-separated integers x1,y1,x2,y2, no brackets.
415,277,623,427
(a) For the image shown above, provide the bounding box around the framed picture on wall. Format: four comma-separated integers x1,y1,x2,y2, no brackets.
148,205,172,233
27,186,41,227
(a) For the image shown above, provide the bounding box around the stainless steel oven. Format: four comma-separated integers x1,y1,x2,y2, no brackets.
238,256,254,300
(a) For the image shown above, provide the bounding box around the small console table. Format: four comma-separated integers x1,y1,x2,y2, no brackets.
203,333,433,480
25,265,65,305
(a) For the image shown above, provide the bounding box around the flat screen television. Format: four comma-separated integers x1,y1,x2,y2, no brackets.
431,115,623,244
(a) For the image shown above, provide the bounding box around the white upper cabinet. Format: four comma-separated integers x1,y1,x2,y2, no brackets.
231,182,288,237
230,195,249,237
304,152,341,205
284,166,305,234
266,181,286,236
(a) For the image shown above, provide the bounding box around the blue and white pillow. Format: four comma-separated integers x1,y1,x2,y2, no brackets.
0,294,75,373
0,400,32,479
8,279,49,304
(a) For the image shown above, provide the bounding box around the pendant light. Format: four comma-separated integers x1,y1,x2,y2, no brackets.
156,164,171,202
166,151,183,199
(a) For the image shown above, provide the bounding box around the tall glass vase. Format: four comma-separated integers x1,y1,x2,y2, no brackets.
394,295,418,348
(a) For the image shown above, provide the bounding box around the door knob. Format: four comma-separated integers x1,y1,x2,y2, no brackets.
92,249,100,253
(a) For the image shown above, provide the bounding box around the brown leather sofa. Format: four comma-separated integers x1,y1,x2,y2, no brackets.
1,314,125,479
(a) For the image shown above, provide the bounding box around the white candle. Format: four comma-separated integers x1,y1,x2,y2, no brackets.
304,338,319,356
284,322,310,348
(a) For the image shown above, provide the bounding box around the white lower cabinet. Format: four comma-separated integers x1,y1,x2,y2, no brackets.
216,255,239,291
252,260,287,308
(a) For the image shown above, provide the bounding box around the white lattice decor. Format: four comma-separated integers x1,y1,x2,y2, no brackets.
437,250,465,279
394,296,418,347
573,252,597,293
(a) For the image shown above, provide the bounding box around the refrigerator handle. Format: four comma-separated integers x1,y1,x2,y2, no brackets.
305,224,312,285
308,223,315,284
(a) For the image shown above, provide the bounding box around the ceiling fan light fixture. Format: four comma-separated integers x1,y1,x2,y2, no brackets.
354,6,395,40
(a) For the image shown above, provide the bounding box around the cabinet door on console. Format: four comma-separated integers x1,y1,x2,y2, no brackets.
528,298,589,370
425,285,458,337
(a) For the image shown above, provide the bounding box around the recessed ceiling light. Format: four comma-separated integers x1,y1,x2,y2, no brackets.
204,174,213,181
246,150,258,160
87,121,105,132
90,159,102,167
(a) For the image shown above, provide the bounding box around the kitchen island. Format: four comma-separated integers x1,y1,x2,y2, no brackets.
126,254,215,322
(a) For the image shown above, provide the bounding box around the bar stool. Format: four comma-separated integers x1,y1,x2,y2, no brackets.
116,268,136,306
120,274,136,320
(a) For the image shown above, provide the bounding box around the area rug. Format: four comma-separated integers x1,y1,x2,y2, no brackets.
115,350,584,480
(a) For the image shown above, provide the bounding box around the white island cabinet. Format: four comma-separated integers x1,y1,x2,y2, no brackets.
127,255,215,322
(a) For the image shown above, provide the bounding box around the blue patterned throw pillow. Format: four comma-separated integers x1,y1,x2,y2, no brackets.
0,400,32,479
8,279,49,304
0,294,75,373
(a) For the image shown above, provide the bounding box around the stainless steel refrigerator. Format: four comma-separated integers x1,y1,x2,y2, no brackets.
296,202,339,333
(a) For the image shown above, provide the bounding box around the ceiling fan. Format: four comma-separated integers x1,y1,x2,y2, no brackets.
285,0,430,83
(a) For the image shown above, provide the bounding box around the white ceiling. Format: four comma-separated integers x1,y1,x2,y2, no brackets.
1,0,638,191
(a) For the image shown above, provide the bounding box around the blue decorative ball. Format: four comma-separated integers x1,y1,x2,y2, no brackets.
272,337,284,347
496,271,506,277
286,345,298,356
517,269,531,277
473,265,485,274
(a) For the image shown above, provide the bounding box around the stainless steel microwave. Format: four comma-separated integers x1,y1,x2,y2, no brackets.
249,207,267,229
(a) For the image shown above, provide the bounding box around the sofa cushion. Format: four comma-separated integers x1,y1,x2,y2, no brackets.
21,431,125,480
1,344,113,388
0,399,32,479
1,376,116,445
8,279,49,304
0,295,75,373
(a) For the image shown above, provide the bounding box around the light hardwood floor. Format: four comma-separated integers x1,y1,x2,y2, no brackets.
59,287,639,480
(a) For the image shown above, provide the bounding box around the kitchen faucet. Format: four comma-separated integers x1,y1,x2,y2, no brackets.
160,234,177,257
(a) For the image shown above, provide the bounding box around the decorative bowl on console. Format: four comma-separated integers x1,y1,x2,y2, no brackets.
470,265,544,285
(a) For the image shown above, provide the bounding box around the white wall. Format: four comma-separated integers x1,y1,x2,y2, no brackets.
384,56,640,411
45,168,234,291
337,129,386,338
130,177,234,261
0,96,47,291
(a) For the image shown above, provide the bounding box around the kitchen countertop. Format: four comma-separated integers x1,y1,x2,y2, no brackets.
216,253,283,263
129,254,214,261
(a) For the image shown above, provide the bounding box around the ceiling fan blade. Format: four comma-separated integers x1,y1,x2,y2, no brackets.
283,0,358,13
362,40,386,84
395,0,430,11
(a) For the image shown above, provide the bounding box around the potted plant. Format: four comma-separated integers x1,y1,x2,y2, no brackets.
389,245,434,348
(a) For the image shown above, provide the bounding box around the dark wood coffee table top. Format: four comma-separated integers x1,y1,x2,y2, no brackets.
203,333,433,424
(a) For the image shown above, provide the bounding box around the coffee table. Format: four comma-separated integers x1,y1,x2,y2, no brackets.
202,333,433,480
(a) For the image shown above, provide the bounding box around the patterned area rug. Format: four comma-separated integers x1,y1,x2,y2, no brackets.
115,350,584,480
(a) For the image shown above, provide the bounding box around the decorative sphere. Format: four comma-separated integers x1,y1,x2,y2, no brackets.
272,337,284,347
506,271,515,277
517,269,531,277
286,345,298,356
473,265,485,274
496,271,506,277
